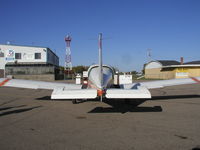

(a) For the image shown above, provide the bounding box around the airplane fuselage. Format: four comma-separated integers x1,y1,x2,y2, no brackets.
87,65,114,90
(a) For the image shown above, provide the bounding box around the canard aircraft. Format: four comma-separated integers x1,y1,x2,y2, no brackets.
0,33,200,104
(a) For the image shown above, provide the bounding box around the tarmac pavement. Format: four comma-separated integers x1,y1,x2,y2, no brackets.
0,83,200,150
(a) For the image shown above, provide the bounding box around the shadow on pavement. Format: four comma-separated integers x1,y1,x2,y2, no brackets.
192,147,200,150
36,96,52,100
0,105,26,111
36,96,72,101
36,94,200,114
88,99,162,114
88,106,162,114
0,106,42,117
151,94,200,101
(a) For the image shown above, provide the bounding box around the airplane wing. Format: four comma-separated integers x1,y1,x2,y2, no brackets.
0,78,82,90
121,77,200,89
106,86,151,99
51,88,97,99
106,77,200,99
0,78,97,100
2,77,199,100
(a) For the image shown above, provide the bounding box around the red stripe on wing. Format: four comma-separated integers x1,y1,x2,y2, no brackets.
191,77,200,83
0,79,11,86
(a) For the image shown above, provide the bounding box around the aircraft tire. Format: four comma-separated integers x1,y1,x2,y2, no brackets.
82,84,87,89
72,99,77,104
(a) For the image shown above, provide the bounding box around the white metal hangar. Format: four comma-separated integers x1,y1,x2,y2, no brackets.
0,44,60,81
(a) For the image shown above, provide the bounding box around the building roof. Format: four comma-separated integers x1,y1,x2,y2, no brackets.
0,44,48,49
162,64,200,69
146,60,200,70
184,61,200,65
156,60,180,66
144,60,181,69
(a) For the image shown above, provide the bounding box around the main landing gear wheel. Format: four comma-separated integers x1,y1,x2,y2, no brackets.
72,99,78,104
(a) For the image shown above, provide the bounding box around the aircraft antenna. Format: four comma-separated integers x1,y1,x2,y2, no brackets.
98,33,104,102
99,33,103,89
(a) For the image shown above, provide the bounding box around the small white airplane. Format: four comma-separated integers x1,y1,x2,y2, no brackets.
0,33,200,104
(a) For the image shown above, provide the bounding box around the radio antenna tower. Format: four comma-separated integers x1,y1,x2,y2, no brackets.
147,48,152,62
65,35,72,78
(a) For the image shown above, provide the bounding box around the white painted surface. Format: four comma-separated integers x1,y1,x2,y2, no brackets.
88,65,114,89
83,71,88,77
0,44,59,70
106,86,151,99
145,61,162,69
2,78,81,90
123,77,200,89
162,64,200,68
0,47,6,70
119,75,132,84
76,74,81,84
1,75,200,100
114,75,119,85
51,88,97,99
176,72,188,77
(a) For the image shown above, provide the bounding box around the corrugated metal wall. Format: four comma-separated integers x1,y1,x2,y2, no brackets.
145,68,175,79
145,67,200,79
5,64,64,81
6,65,55,75
188,68,200,77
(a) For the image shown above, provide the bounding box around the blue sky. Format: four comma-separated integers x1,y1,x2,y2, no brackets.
0,0,200,71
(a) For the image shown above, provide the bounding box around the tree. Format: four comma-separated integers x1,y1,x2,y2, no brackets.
72,66,89,74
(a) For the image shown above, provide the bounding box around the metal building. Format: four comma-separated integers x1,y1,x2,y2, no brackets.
144,60,200,79
0,44,61,81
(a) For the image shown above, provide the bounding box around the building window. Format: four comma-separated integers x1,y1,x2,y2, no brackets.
35,53,41,59
15,53,21,59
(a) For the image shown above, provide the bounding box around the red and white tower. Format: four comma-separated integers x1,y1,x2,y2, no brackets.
65,35,72,72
